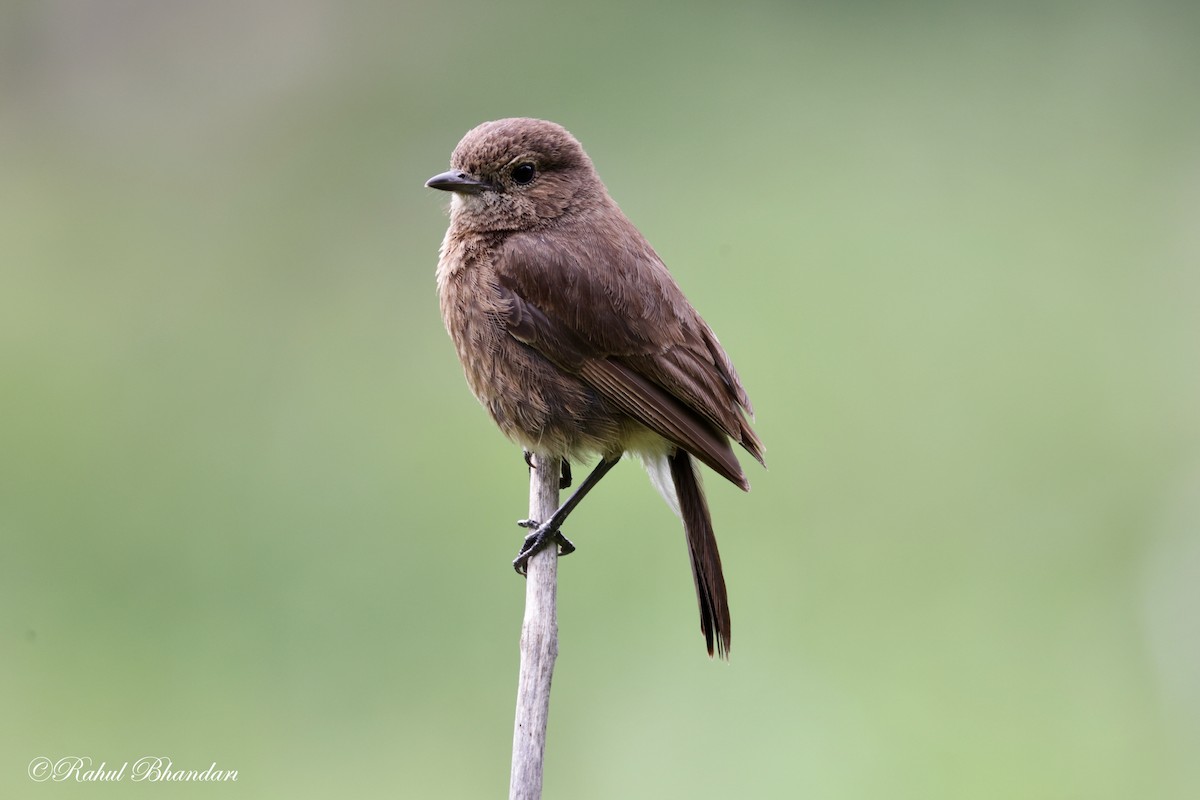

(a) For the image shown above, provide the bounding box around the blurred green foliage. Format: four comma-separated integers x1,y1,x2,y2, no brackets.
2,1,1198,797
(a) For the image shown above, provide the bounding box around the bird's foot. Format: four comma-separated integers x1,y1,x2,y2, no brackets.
521,451,573,489
513,519,575,575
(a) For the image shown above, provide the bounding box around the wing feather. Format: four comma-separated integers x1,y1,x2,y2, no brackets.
495,219,763,486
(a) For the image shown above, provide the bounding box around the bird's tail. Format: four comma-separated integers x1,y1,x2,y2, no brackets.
660,450,731,659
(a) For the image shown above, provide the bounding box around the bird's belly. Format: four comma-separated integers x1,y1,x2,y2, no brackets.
444,302,626,459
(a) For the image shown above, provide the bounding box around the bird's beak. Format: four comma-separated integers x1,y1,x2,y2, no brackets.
425,170,491,194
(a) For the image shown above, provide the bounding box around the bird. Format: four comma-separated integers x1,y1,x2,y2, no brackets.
425,118,763,657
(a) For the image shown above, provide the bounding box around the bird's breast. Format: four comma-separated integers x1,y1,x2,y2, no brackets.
435,232,626,458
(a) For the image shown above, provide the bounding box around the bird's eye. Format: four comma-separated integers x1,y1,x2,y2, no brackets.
511,163,536,185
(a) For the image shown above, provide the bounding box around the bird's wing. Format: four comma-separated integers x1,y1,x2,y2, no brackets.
494,223,763,488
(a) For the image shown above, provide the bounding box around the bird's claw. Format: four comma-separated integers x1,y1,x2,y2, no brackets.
512,520,576,575
522,452,573,489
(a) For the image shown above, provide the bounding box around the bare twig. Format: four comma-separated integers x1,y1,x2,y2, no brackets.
509,454,561,800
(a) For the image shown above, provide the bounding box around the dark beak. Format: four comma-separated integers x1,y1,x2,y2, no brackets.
425,170,491,194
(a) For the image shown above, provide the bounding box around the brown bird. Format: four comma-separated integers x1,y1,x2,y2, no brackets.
425,118,763,657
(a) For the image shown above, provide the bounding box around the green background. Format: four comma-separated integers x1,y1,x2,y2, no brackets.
3,1,1198,797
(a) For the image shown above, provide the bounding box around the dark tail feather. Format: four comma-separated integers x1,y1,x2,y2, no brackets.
668,450,731,659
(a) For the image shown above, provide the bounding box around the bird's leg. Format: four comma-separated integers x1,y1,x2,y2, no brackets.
559,459,572,489
514,455,620,575
519,451,574,559
523,450,572,489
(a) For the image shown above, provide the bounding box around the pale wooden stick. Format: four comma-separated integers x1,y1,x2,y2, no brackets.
509,454,561,800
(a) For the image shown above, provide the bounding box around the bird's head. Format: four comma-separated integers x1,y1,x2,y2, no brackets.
426,118,603,232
